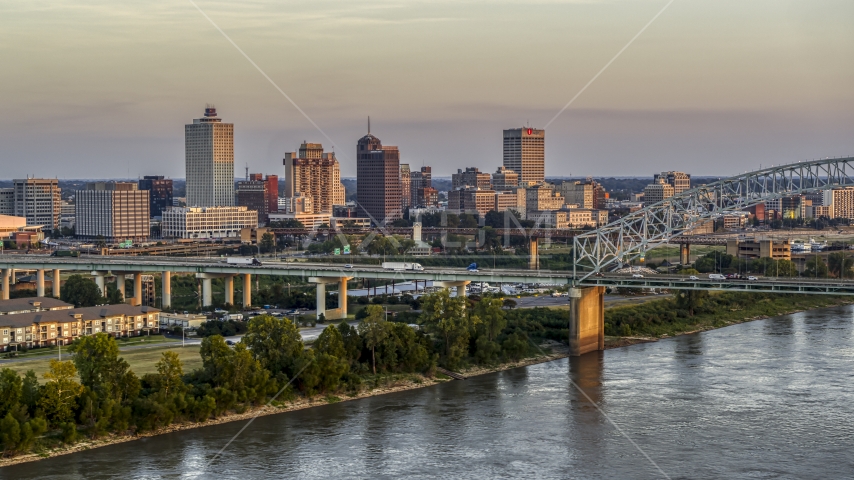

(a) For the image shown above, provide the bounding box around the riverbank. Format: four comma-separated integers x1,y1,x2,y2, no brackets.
0,345,570,468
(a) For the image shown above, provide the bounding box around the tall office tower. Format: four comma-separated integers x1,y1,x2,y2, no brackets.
138,175,173,217
356,130,402,223
410,166,432,207
236,179,267,224
492,166,519,191
400,164,411,209
13,178,61,230
452,167,492,190
653,171,691,195
249,173,279,215
185,106,234,207
283,142,345,214
75,182,150,241
503,127,545,186
643,178,675,205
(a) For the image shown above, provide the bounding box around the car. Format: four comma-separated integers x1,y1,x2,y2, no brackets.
688,275,699,281
552,292,562,297
344,264,353,269
747,276,758,281
226,340,235,346
632,273,644,278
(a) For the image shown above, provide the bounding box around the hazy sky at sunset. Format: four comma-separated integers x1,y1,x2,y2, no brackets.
1,0,852,179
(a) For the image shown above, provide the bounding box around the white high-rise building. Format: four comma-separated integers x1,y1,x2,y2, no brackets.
185,106,234,207
13,178,61,230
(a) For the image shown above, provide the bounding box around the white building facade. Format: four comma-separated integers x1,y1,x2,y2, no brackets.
161,206,257,239
185,107,234,207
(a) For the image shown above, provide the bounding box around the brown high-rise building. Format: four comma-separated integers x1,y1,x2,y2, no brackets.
249,173,279,215
653,171,691,195
503,127,545,186
283,142,345,214
357,130,401,223
410,166,432,207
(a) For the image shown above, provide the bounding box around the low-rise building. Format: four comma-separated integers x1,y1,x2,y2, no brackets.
0,297,73,316
0,304,160,351
726,238,791,260
161,206,258,239
528,211,568,229
525,184,564,212
159,313,207,329
643,179,675,205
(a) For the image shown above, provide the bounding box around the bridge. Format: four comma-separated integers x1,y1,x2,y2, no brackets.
2,157,854,356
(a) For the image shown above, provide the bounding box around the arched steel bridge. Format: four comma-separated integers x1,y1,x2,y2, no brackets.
573,156,854,282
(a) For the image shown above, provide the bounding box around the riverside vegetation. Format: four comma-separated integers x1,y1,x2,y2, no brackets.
1,285,847,464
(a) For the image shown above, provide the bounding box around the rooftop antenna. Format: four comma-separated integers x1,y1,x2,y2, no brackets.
245,163,249,181
368,116,371,134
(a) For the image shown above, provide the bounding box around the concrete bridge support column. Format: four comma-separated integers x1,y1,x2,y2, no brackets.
224,275,234,306
36,269,45,297
115,274,126,300
52,269,61,298
133,273,143,306
680,243,690,265
91,272,107,296
529,237,539,270
568,286,605,356
308,277,352,320
201,277,213,307
243,274,252,308
1,269,9,300
162,271,171,309
435,281,471,298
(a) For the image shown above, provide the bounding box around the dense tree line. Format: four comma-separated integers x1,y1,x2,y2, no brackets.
692,251,854,278
0,290,552,458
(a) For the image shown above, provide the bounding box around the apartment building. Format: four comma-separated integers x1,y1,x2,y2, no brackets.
452,167,492,190
284,142,346,214
495,188,526,214
0,297,73,316
822,187,854,219
492,166,519,191
236,180,267,224
0,189,13,215
560,181,594,209
0,304,160,351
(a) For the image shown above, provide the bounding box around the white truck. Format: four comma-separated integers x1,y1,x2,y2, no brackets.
382,262,424,271
226,257,262,266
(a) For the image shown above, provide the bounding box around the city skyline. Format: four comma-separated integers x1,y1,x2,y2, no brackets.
1,1,852,180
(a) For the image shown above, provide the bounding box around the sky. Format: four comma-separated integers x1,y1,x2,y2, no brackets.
0,0,852,179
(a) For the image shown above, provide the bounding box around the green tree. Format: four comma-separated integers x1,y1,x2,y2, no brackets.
337,321,363,366
828,252,854,278
105,283,124,305
70,333,139,402
502,332,529,361
315,325,346,358
38,360,84,426
473,297,506,342
260,232,276,254
60,274,104,307
803,256,829,278
420,290,478,369
675,289,709,316
358,305,389,374
502,298,517,310
154,351,185,396
242,315,304,378
0,368,22,418
20,370,39,413
0,413,20,454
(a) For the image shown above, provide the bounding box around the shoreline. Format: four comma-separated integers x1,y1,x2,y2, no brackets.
3,300,851,469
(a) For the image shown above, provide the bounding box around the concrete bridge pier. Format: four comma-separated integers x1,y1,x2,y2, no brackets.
115,273,126,300
52,269,61,298
529,237,539,270
680,243,690,265
1,269,10,300
36,269,45,297
568,286,605,356
196,273,236,307
243,274,252,308
309,276,352,320
223,275,234,306
91,271,107,296
132,273,143,306
435,280,470,298
162,271,171,309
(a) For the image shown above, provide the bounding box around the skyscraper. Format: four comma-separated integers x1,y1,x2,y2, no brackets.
185,106,234,207
399,164,411,209
356,129,401,223
75,182,150,241
503,127,545,186
410,166,432,207
283,142,345,214
13,178,61,230
138,176,173,217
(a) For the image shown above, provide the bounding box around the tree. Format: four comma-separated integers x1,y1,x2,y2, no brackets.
828,252,854,278
337,321,363,366
260,232,276,254
105,283,124,305
38,360,84,426
803,256,829,278
675,289,708,316
0,369,22,418
502,298,517,310
70,333,139,402
60,274,104,307
420,290,478,369
473,297,506,343
154,351,184,396
242,315,304,378
315,325,346,358
358,305,389,374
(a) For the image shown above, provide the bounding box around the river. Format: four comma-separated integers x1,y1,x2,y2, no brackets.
5,306,854,479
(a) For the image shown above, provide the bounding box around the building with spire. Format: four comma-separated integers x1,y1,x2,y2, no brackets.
356,119,402,223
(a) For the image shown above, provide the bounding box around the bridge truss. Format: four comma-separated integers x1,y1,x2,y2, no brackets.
573,157,854,282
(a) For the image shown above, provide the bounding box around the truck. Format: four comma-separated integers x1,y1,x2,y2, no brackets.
467,263,479,272
226,257,262,266
50,250,80,257
708,273,726,280
382,262,424,271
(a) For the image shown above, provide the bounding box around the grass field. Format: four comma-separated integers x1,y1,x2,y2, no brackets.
1,344,203,379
